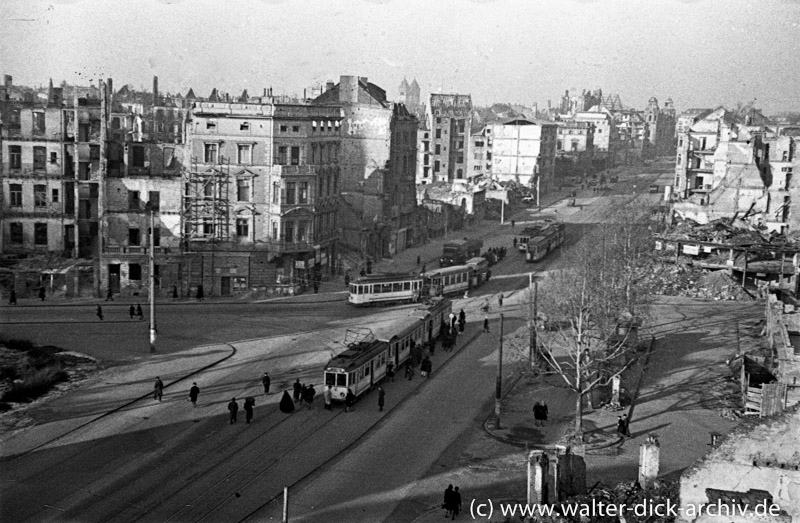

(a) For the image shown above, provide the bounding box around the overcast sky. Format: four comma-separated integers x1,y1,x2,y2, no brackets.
2,0,799,114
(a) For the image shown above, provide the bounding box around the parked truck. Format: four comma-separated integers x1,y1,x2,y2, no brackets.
440,238,484,267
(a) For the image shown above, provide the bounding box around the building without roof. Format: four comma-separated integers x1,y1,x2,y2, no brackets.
427,93,473,183
490,118,558,191
313,75,418,264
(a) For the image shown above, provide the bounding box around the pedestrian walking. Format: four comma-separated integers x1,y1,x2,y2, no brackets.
136,303,143,320
313,281,319,294
244,397,255,423
323,385,332,410
293,379,302,402
344,272,351,287
378,385,385,411
386,361,395,382
196,284,204,301
344,388,355,412
511,219,515,228
443,485,454,518
129,305,135,319
452,487,462,519
39,287,46,301
189,382,200,407
617,416,627,437
533,401,547,426
261,372,271,395
105,288,114,301
172,285,178,300
96,305,104,321
458,309,466,333
483,314,490,333
228,397,239,424
621,413,631,437
153,377,164,402
303,384,316,409
8,289,17,305
279,390,295,413
513,237,517,249
420,357,432,378
405,363,414,380
416,255,420,266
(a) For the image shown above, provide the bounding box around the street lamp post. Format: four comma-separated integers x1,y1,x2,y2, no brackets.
145,201,157,353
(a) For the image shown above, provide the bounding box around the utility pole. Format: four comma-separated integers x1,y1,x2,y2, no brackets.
528,273,538,367
495,313,504,428
146,201,157,353
282,485,289,523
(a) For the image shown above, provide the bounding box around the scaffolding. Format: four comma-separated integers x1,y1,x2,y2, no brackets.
183,156,231,243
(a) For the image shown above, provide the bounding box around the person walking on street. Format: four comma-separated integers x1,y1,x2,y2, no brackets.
129,305,135,319
620,413,631,437
105,289,114,301
244,397,255,423
416,255,421,266
344,388,355,412
386,361,395,382
540,401,548,426
261,372,271,395
39,287,46,301
420,357,432,378
405,363,414,381
279,391,295,413
96,305,104,321
344,272,351,287
172,285,179,300
136,303,143,320
513,237,518,249
8,289,17,305
617,416,626,437
511,219,515,229
443,485,454,518
153,377,164,402
378,385,385,411
189,382,200,407
323,385,332,410
228,397,239,424
458,309,466,333
452,487,462,519
303,384,315,409
196,284,204,301
293,379,302,402
498,293,504,307
483,313,490,333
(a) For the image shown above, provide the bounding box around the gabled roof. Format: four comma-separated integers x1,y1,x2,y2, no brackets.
208,88,220,102
185,88,197,100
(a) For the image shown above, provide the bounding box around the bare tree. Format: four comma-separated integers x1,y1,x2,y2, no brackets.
536,203,655,438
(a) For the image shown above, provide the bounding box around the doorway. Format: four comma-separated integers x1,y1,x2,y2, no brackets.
220,276,231,296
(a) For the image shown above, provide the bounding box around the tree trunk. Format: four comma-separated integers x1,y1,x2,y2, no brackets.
574,388,584,437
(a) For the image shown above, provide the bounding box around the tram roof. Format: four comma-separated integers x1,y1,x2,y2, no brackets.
373,315,422,341
352,273,421,284
422,264,472,277
325,340,386,371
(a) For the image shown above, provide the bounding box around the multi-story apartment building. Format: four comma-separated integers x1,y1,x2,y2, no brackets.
673,107,800,234
467,124,492,180
427,94,472,183
184,96,342,295
574,108,617,169
313,76,418,261
490,119,558,191
555,120,595,179
1,77,107,296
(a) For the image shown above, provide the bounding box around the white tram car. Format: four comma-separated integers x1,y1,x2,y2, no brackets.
348,273,424,306
422,265,473,297
323,299,452,402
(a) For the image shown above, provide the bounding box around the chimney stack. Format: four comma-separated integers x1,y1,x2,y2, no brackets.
326,80,334,92
153,76,159,105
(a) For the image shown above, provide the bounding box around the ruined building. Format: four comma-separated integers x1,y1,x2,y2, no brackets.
426,93,473,184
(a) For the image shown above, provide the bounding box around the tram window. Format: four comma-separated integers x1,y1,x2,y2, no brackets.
364,365,370,376
348,372,354,384
393,282,402,292
403,282,410,291
337,374,347,386
325,372,337,386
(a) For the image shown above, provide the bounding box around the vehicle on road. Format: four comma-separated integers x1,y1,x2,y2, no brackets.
439,238,483,267
348,273,423,306
422,264,473,297
324,298,452,401
516,221,555,252
525,222,566,262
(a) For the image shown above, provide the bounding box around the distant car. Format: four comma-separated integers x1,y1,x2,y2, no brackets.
649,185,660,194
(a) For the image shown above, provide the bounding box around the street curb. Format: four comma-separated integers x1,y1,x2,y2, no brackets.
0,342,237,462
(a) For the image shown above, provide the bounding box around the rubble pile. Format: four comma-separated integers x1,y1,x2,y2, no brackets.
648,265,754,301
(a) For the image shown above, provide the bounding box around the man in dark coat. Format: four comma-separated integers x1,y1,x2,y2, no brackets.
228,398,239,424
344,388,356,412
189,382,200,407
293,379,302,402
279,391,295,413
378,386,385,412
153,377,164,401
8,289,17,305
96,305,104,321
136,304,143,320
458,309,466,333
129,305,135,319
420,357,432,378
443,485,454,518
452,487,462,519
196,284,204,301
172,285,179,299
39,287,46,301
262,372,271,396
304,385,315,409
244,397,255,423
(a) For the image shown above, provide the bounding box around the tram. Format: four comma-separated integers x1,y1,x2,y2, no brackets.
323,299,452,401
525,222,566,262
422,264,473,297
348,273,424,306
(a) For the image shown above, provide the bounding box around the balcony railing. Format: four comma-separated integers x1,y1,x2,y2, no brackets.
104,246,172,255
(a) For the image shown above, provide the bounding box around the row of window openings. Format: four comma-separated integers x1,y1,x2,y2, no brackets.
203,144,339,166
8,146,98,170
8,222,48,245
203,121,340,133
196,219,322,243
8,184,59,207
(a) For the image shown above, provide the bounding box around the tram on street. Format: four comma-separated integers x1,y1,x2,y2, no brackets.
422,264,473,297
348,273,423,306
525,222,566,262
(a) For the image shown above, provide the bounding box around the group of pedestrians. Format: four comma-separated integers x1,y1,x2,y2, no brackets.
617,414,632,437
533,401,548,426
227,396,256,424
442,484,462,519
292,378,317,409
